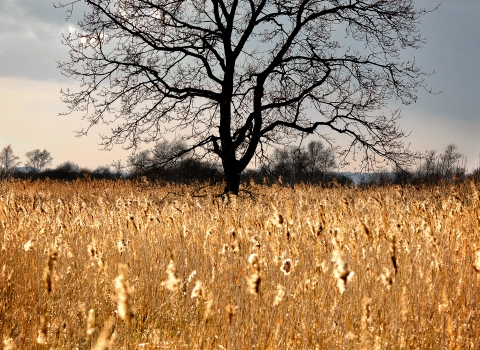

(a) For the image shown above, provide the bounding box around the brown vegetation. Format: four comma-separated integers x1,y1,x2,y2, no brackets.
1,179,480,348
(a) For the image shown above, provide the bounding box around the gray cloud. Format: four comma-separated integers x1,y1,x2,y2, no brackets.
0,25,67,81
0,0,86,26
406,1,480,121
0,0,88,81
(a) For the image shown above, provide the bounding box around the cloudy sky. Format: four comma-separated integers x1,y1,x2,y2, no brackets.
0,0,479,171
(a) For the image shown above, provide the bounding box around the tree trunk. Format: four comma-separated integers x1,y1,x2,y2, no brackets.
224,171,241,195
222,157,241,195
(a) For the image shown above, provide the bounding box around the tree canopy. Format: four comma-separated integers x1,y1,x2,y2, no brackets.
0,145,20,176
25,149,53,174
267,140,336,184
58,0,432,193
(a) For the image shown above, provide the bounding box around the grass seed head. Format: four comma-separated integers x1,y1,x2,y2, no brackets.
248,253,260,272
23,238,36,251
191,280,204,300
273,284,286,306
114,263,135,327
204,292,214,322
380,268,394,291
247,273,261,295
86,309,96,337
3,338,14,350
37,313,48,346
43,246,58,293
161,259,181,292
92,317,115,350
186,270,197,284
280,259,292,276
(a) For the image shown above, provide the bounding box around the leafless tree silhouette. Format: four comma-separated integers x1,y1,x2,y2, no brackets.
58,0,433,193
0,145,21,176
25,149,53,174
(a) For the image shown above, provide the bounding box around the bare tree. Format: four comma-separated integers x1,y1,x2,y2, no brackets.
269,145,308,183
127,150,153,175
419,150,438,179
439,144,463,179
416,144,464,182
58,0,432,194
25,149,53,174
268,140,336,184
151,140,190,168
306,141,336,175
127,139,220,181
0,145,21,175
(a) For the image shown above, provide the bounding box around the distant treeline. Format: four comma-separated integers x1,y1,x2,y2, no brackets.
125,140,353,186
1,142,479,185
363,144,477,186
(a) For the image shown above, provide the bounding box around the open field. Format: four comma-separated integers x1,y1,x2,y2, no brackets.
1,179,480,349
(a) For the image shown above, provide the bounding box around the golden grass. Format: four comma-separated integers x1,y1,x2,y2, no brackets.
1,178,480,349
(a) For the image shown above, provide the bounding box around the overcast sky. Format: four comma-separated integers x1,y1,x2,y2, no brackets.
0,0,479,171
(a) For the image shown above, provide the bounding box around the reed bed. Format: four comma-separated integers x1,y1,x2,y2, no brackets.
1,178,480,349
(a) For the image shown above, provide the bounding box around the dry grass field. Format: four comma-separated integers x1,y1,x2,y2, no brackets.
1,178,480,349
